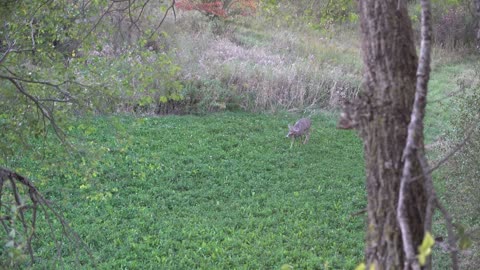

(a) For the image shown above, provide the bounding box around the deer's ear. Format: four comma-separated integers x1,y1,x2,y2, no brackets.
288,124,292,129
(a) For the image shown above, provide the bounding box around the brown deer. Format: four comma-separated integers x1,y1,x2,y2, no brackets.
286,118,311,148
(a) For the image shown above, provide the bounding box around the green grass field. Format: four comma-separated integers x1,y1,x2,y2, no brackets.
9,112,365,269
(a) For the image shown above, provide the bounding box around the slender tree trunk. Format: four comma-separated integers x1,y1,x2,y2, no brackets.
476,0,480,51
357,1,428,269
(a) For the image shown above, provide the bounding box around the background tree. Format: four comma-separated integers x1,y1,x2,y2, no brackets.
476,0,480,50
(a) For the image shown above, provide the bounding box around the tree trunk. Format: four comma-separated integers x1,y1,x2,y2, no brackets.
357,1,428,269
476,0,480,51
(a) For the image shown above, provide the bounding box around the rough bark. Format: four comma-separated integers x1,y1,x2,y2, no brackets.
357,0,428,269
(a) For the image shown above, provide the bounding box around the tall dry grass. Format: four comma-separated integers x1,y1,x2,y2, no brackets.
170,12,362,113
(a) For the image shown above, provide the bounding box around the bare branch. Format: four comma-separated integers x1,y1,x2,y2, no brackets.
417,149,460,270
422,123,478,177
79,1,115,44
0,41,16,64
0,71,79,101
427,86,468,104
128,0,151,34
5,77,67,143
0,167,95,266
30,18,36,50
397,0,432,268
436,197,460,270
148,0,176,40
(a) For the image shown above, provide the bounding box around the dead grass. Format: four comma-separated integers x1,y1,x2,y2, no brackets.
171,13,362,112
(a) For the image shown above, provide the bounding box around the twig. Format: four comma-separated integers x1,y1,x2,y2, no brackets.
0,167,96,266
148,0,176,40
0,41,16,64
436,198,459,270
6,77,67,143
410,121,478,184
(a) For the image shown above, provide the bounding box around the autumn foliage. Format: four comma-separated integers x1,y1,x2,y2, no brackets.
175,0,257,18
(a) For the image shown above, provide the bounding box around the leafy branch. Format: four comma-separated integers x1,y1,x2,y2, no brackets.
0,167,94,267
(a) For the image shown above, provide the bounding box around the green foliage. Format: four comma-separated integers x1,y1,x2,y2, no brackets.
0,0,184,155
96,49,183,112
0,207,29,269
259,0,358,29
0,0,106,155
6,112,365,268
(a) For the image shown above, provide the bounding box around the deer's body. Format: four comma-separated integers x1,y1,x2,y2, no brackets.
286,118,311,148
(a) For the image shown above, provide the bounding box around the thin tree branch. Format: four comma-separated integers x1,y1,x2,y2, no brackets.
0,167,96,266
30,18,36,50
147,0,176,40
0,41,16,64
5,77,67,144
427,86,469,104
397,0,432,269
128,0,151,34
0,72,73,99
79,1,115,45
412,121,478,182
426,124,477,174
436,197,459,270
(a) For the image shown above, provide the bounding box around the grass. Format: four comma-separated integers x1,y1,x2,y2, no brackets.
424,58,477,143
171,15,361,112
425,55,480,269
6,112,365,269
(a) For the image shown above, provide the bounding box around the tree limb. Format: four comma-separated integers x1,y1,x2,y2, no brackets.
148,0,176,40
397,0,432,269
0,167,95,266
5,77,67,143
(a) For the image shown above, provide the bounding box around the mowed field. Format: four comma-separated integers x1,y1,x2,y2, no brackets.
10,112,366,269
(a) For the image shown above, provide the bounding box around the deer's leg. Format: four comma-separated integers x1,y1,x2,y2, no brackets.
303,131,310,144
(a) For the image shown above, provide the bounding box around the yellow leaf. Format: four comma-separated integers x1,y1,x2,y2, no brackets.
417,231,435,266
354,263,366,270
418,252,428,266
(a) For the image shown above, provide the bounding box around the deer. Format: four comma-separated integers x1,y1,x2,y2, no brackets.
286,118,311,148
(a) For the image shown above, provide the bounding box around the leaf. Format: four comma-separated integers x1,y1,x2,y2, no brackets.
417,231,435,266
280,264,293,270
354,263,366,270
159,96,168,103
459,236,472,250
